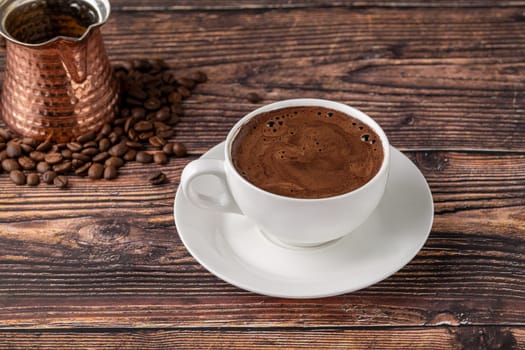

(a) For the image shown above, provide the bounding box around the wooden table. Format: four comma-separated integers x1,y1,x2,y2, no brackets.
1,1,524,348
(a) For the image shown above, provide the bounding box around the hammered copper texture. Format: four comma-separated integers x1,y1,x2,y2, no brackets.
1,10,119,142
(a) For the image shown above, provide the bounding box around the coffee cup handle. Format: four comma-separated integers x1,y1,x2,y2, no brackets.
180,159,242,214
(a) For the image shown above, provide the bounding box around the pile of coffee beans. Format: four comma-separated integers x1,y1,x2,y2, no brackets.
0,59,206,188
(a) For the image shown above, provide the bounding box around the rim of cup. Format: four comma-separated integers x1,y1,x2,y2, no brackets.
225,98,390,202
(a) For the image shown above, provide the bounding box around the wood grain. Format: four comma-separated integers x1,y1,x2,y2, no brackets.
0,1,524,348
92,7,525,152
0,327,523,350
109,0,525,11
0,152,523,328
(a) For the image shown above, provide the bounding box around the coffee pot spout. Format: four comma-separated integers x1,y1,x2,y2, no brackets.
55,38,88,84
0,0,111,47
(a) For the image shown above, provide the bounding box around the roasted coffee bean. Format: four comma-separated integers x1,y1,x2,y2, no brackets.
149,136,166,148
45,152,63,165
161,85,175,95
162,143,174,155
98,138,111,152
74,162,92,175
128,87,147,100
127,128,138,141
125,140,142,149
171,104,183,116
99,123,112,136
0,128,13,140
176,77,196,89
66,142,83,152
134,121,153,132
153,152,168,164
144,97,161,111
61,149,73,159
71,159,84,169
168,91,182,104
20,143,34,153
113,126,124,137
138,131,154,141
77,131,96,143
125,97,143,106
36,140,52,152
72,153,91,162
53,175,68,188
104,165,118,180
114,117,127,127
6,142,22,158
108,131,119,144
157,118,179,132
133,58,152,71
56,143,67,150
136,151,153,163
22,137,38,147
146,112,156,122
162,71,175,84
131,107,146,119
105,156,124,168
18,156,36,170
153,121,168,130
36,161,50,173
123,149,137,161
124,117,134,133
10,170,26,185
190,70,207,83
143,74,159,86
177,86,191,98
88,163,104,179
156,128,174,139
83,141,98,149
109,143,128,157
81,147,99,156
247,92,262,103
29,151,46,162
92,152,110,163
94,132,104,143
0,150,8,161
53,161,72,174
27,173,40,186
173,142,187,157
148,171,166,185
153,59,169,71
42,170,57,184
155,106,170,121
2,159,20,172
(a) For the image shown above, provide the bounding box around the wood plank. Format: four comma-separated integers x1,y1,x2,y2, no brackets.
0,151,523,328
97,7,525,151
0,327,523,350
108,1,525,11
0,0,523,336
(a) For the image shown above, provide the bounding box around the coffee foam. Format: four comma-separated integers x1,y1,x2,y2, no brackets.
231,106,383,199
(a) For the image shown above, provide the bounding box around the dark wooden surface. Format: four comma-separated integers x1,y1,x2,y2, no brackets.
1,1,525,349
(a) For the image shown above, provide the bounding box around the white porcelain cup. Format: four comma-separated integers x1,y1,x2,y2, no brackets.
181,99,390,247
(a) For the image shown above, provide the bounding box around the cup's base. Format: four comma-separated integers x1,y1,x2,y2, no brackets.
259,230,344,250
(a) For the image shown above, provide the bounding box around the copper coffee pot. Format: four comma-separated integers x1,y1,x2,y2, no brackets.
0,0,119,142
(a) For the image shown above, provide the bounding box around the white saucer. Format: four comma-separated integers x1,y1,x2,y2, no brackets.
174,143,433,298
